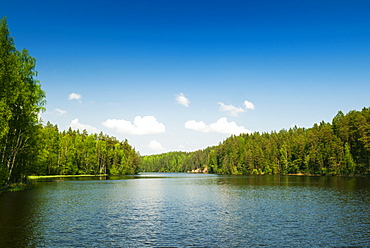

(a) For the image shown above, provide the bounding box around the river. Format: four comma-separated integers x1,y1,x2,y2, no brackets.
1,173,370,247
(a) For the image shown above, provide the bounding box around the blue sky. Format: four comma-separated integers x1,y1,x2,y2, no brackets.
2,0,370,155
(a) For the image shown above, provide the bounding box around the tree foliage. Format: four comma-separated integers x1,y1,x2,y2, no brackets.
0,17,45,187
0,17,139,189
33,123,140,176
141,108,370,176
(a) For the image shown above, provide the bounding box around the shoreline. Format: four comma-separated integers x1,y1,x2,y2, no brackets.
28,174,108,179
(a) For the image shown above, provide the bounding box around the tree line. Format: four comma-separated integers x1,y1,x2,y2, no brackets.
140,108,370,176
2,15,369,191
35,123,140,177
0,17,139,189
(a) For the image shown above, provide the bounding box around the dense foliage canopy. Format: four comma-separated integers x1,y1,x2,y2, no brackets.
0,17,45,187
0,17,139,189
35,123,140,176
141,108,370,176
1,16,369,191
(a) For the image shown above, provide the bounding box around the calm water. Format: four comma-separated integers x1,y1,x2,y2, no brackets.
1,173,370,247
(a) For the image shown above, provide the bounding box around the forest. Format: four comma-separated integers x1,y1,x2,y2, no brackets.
0,17,139,190
35,123,140,177
140,108,370,176
1,16,370,191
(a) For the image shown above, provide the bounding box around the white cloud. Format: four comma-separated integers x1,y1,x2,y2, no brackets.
210,117,251,134
218,100,255,116
185,117,251,135
184,120,210,133
176,93,190,107
68,93,82,100
218,102,245,116
55,108,67,115
69,118,99,133
102,116,166,135
244,100,255,110
148,140,165,151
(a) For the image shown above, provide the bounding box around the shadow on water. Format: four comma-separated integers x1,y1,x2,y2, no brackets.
1,173,370,247
29,172,218,183
0,190,38,247
215,174,370,191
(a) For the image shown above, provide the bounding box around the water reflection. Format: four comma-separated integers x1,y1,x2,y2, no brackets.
1,174,370,247
0,190,39,247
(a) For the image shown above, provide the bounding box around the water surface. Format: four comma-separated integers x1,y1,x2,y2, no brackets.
1,173,369,247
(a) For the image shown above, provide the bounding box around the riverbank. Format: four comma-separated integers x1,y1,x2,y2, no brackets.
1,175,109,193
0,182,29,192
27,174,108,180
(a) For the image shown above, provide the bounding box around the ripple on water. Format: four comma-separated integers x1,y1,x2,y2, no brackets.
1,175,370,247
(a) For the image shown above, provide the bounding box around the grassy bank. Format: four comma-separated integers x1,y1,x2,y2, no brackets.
27,174,108,179
1,174,109,192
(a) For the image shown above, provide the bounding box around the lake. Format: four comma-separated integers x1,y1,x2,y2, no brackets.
1,173,370,247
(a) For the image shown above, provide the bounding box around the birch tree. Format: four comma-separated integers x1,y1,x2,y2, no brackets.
0,17,45,188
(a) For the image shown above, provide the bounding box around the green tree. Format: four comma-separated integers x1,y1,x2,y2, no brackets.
0,17,45,187
34,122,60,175
139,108,370,176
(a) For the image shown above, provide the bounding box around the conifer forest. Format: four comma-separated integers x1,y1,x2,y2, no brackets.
1,16,370,191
